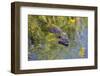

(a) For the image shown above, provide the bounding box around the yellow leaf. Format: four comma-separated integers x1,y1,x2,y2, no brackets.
79,47,85,57
68,18,76,25
70,19,75,23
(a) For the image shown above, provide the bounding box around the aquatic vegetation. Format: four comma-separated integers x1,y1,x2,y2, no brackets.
28,15,88,60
